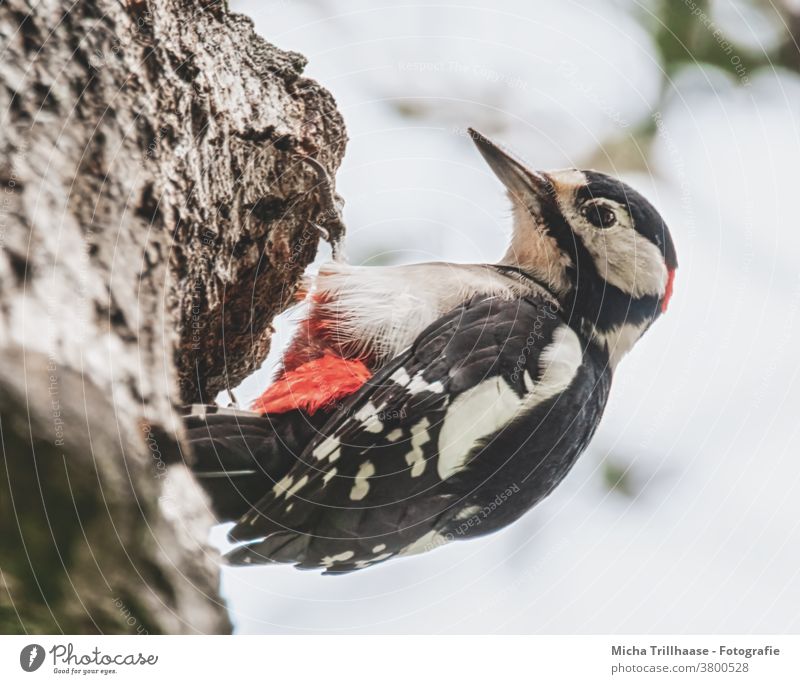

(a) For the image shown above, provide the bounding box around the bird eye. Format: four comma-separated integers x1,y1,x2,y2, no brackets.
581,202,617,229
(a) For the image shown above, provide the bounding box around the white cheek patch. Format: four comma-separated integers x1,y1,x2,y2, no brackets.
583,228,668,299
558,197,667,299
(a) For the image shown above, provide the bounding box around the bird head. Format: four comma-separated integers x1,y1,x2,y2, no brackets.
470,128,677,367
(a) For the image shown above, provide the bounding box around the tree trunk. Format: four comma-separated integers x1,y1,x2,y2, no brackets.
0,0,346,634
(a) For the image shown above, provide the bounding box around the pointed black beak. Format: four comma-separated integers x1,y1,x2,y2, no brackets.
468,127,552,207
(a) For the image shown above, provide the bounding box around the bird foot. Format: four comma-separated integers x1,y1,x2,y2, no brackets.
297,155,346,261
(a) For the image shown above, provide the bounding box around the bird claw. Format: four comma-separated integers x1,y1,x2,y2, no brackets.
297,154,346,261
311,223,330,241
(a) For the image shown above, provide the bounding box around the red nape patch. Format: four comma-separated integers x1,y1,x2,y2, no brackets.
252,354,372,416
662,267,676,313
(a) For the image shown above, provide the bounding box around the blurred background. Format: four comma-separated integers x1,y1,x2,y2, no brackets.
213,0,800,633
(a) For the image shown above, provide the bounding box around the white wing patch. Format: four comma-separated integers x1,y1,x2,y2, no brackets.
436,324,582,480
272,474,294,497
526,324,583,405
313,435,340,461
273,474,309,499
436,376,523,480
389,367,411,385
407,372,444,395
285,475,308,499
354,401,384,433
454,505,482,520
354,552,392,569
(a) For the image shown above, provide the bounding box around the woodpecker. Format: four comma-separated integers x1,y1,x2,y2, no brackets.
185,129,677,573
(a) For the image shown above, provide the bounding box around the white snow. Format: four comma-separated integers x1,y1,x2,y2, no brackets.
210,0,800,633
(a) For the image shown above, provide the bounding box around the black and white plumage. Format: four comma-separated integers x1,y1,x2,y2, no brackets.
221,292,610,572
185,128,677,573
185,405,329,522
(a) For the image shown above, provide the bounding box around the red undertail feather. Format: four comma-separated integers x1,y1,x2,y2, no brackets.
252,353,372,416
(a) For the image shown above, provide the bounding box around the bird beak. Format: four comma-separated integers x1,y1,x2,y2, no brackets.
468,127,552,211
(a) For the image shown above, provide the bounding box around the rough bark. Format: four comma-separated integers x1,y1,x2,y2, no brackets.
0,0,346,634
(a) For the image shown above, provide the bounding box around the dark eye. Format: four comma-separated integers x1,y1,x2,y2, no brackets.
581,202,617,229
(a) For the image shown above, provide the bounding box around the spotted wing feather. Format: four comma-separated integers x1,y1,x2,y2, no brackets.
226,294,589,572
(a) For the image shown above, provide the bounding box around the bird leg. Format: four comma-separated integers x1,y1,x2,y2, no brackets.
297,155,346,261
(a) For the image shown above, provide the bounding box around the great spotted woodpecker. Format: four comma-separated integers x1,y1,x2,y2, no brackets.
186,129,677,573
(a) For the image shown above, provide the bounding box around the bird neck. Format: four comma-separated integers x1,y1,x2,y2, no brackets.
578,317,650,372
491,264,559,301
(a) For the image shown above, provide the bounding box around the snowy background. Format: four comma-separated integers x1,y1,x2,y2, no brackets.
212,0,800,633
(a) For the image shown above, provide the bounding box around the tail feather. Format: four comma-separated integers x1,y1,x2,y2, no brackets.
182,404,326,522
225,532,311,567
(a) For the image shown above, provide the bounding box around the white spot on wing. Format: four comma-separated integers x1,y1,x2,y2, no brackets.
405,417,431,477
389,367,410,385
350,460,375,501
354,401,376,422
437,376,523,480
272,474,293,497
354,401,383,433
437,324,582,480
399,530,448,557
454,505,482,520
534,325,583,400
408,372,440,394
322,467,338,486
372,544,386,553
385,428,403,442
354,552,392,569
321,550,355,567
313,435,340,461
285,475,308,498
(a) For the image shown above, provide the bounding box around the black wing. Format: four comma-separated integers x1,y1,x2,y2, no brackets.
226,293,587,572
